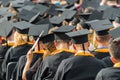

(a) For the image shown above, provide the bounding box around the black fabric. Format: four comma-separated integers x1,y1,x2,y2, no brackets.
26,58,43,80
34,51,74,80
92,49,110,59
1,43,32,80
0,44,11,59
54,56,106,80
95,67,120,80
102,56,114,67
11,53,43,80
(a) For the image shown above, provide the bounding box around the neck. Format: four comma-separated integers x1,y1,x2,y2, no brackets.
56,44,68,50
97,43,109,48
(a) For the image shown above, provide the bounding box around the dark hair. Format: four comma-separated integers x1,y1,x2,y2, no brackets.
109,37,120,60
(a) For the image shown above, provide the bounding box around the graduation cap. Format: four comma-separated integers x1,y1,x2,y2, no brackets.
80,22,90,30
23,1,34,5
98,5,110,11
109,27,120,39
66,29,91,44
49,16,65,27
31,4,48,16
61,10,77,22
28,24,49,37
19,9,40,23
17,5,34,12
81,0,100,9
10,1,25,9
14,21,32,34
41,34,55,43
0,0,11,7
53,26,76,41
0,21,14,38
35,18,53,28
66,0,79,5
103,7,120,21
115,16,120,24
47,5,58,16
88,10,103,21
89,20,113,35
79,13,92,21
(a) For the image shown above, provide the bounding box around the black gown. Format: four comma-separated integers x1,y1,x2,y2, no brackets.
95,67,120,80
91,48,110,59
11,51,44,80
102,56,114,67
34,50,74,80
0,44,11,79
54,52,106,80
1,43,32,80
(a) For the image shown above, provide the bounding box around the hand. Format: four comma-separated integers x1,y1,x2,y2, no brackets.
26,49,33,63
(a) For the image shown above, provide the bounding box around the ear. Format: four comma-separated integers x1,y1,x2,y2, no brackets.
87,42,90,47
110,57,117,64
95,36,99,42
54,40,57,47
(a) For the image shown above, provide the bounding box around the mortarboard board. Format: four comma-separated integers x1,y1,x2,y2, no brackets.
35,18,53,28
66,29,91,44
61,10,77,22
14,21,32,34
109,27,120,39
47,5,58,16
98,5,110,11
66,0,79,5
103,7,120,21
10,1,25,9
72,17,80,25
0,0,11,7
81,0,100,9
31,4,48,16
115,16,120,24
88,10,103,21
28,24,49,38
53,26,76,41
89,20,113,35
19,9,40,23
18,5,35,12
0,21,14,38
23,1,34,5
49,16,65,27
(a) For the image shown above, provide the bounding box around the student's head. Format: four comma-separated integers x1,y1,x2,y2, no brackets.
109,37,120,61
66,29,90,52
95,34,111,45
14,31,28,47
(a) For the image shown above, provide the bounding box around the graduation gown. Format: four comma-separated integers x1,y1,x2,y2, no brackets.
102,56,114,67
91,48,110,59
1,43,32,79
95,67,120,80
0,44,11,79
11,51,44,80
54,51,106,80
34,49,74,80
26,57,43,80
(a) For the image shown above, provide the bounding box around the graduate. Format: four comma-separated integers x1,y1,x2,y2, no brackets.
54,29,106,80
113,16,120,28
95,27,120,80
0,21,15,80
34,26,76,80
89,20,112,59
1,21,32,80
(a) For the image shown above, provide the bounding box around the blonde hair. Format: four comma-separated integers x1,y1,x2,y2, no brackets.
14,31,28,47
